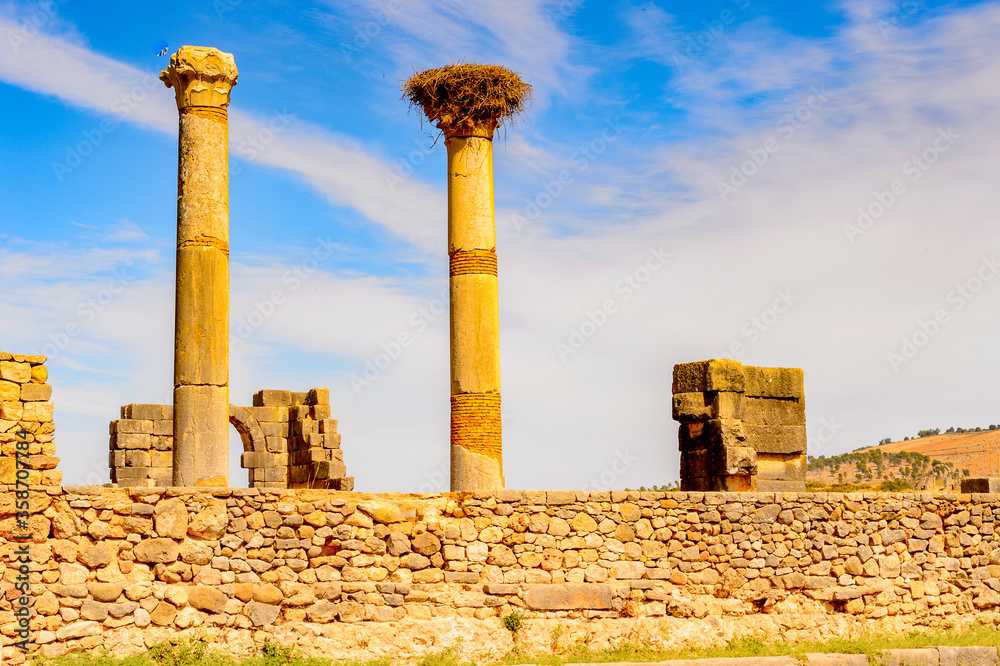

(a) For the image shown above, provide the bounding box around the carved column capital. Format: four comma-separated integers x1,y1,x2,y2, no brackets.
160,46,238,110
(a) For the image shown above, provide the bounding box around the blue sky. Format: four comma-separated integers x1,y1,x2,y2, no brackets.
1,0,999,490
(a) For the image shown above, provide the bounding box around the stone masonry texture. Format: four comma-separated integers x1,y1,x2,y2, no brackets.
4,488,1000,662
109,388,352,491
674,359,806,492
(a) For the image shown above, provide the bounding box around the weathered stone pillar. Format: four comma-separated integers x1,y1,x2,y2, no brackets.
447,121,503,491
160,46,238,487
402,64,531,491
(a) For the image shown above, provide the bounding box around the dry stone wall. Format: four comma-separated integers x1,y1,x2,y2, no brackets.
0,352,60,490
3,488,1000,662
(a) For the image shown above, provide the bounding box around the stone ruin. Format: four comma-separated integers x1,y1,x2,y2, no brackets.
108,388,351,490
672,358,807,492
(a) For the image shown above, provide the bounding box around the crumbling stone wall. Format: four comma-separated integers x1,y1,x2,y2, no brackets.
0,352,60,490
3,487,1000,662
109,389,351,490
673,359,806,492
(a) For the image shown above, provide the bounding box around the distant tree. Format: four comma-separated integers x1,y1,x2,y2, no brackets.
879,438,891,446
904,437,910,441
946,427,955,434
917,428,940,438
975,427,982,432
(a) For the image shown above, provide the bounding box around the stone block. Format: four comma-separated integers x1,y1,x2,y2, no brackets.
0,360,31,383
266,436,287,453
117,420,154,435
125,450,152,467
0,380,19,401
125,404,169,421
0,400,23,421
743,424,807,454
323,433,342,449
314,460,347,480
318,419,338,434
961,478,1000,493
19,382,51,401
291,391,308,405
117,433,151,450
882,649,940,666
22,401,54,422
720,445,757,476
741,396,805,426
744,366,804,398
313,404,331,419
254,389,292,406
938,646,997,666
805,655,869,666
680,448,710,479
673,358,746,394
332,476,354,491
679,418,746,451
306,388,330,405
756,452,806,481
755,478,807,492
547,491,577,505
524,583,613,610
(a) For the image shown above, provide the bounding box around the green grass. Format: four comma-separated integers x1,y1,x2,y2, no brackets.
30,617,1000,666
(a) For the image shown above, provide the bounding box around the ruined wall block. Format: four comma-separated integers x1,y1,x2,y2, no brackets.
253,389,292,406
743,424,807,454
673,358,746,394
673,359,806,492
744,366,804,399
741,396,805,426
678,418,746,451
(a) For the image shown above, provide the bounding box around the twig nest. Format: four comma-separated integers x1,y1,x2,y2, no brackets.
403,63,532,136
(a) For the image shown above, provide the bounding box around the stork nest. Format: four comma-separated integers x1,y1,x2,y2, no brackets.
403,63,532,135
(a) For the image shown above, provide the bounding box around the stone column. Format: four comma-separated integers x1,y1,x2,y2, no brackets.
446,121,503,491
160,46,238,487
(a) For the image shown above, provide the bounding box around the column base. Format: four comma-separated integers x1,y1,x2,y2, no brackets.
450,392,502,491
173,384,229,486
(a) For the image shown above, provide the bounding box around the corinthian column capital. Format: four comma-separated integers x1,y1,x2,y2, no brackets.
160,46,238,110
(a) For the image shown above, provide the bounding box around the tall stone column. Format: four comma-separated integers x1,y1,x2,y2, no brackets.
160,46,238,487
403,64,531,491
447,121,503,490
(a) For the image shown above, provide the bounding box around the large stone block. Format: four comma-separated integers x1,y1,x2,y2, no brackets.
19,382,51,401
743,424,806,454
253,389,292,407
960,478,1000,493
756,452,806,482
741,396,805,426
0,360,31,383
523,583,613,610
679,419,746,451
673,359,746,394
744,366,804,399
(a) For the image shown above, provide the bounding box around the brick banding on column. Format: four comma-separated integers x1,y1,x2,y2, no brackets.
178,237,230,255
450,392,502,461
180,106,229,122
449,249,498,277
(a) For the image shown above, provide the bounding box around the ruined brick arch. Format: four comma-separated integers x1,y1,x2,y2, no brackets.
229,404,265,452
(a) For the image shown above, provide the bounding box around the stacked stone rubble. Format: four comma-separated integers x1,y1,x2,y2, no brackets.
4,488,1000,663
109,405,174,488
673,359,806,492
0,352,60,494
108,389,352,490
